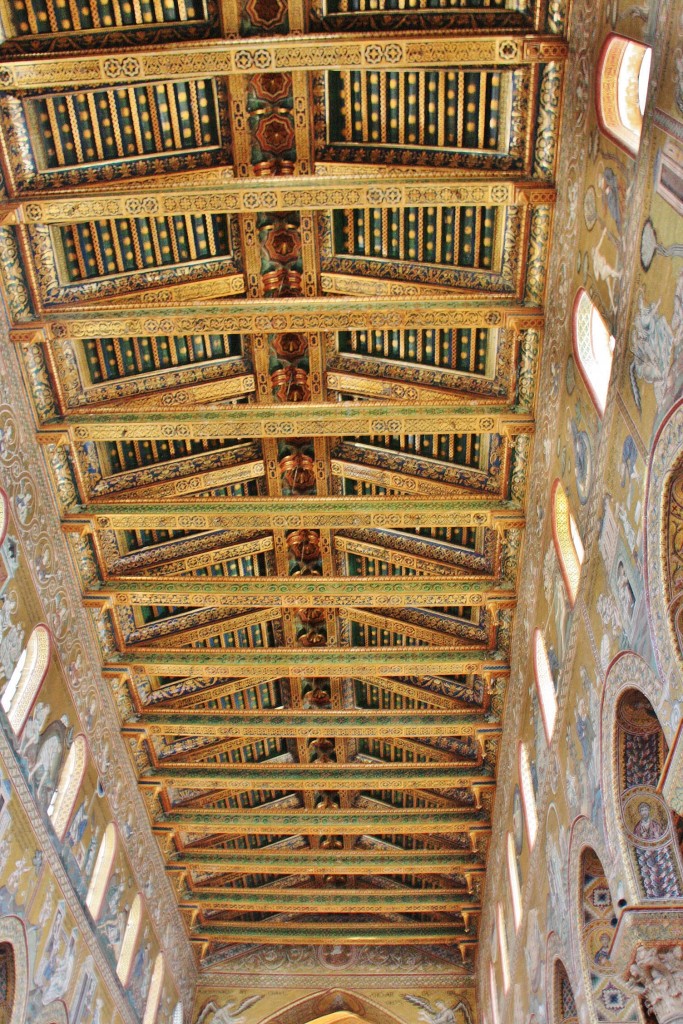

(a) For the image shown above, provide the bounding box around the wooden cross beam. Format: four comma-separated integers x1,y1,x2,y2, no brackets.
108,647,505,676
87,577,515,610
0,34,567,91
167,848,484,873
61,405,534,441
153,807,491,834
140,762,493,789
124,708,498,738
66,497,525,532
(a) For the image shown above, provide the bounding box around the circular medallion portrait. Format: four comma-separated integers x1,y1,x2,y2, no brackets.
317,945,358,970
623,790,670,845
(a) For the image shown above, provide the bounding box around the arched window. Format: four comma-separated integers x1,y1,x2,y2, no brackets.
0,942,15,1024
496,902,510,994
572,289,615,416
616,689,683,899
552,481,584,605
489,962,501,1024
1,625,51,736
86,823,118,920
47,735,87,841
597,34,652,156
117,894,143,986
506,832,522,930
578,848,639,1021
173,1002,183,1024
142,953,164,1024
554,961,578,1024
533,629,558,742
519,742,538,850
0,489,8,547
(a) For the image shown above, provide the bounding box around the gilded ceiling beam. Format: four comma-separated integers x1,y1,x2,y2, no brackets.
180,888,479,913
153,807,490,835
169,848,483,873
13,180,553,225
86,577,515,609
0,34,567,90
191,922,472,944
18,300,541,339
67,497,525,532
63,405,534,441
107,647,503,676
124,709,496,738
140,762,491,789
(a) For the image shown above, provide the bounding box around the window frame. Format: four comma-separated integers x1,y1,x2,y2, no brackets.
596,34,652,157
551,479,584,606
518,741,538,850
533,628,559,743
572,288,615,417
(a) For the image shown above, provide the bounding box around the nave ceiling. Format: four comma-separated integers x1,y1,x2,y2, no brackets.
0,0,566,979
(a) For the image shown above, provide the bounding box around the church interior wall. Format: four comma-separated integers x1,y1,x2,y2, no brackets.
0,491,182,1022
478,0,683,1021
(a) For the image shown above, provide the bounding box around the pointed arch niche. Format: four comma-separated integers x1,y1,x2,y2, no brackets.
553,961,578,1024
47,734,87,841
578,846,640,1022
1,625,51,737
616,689,683,900
596,34,652,156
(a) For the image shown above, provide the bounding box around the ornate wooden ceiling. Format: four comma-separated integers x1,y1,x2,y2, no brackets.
0,0,566,971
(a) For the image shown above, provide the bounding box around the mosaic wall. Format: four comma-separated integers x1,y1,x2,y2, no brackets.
0,496,181,1022
478,0,683,1019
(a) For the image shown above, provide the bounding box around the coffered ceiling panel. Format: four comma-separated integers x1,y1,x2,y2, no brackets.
0,0,566,978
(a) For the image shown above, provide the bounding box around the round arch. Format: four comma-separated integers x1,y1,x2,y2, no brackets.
0,917,29,1024
644,397,683,713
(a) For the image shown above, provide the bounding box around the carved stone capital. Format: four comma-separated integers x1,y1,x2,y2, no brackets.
611,908,683,1024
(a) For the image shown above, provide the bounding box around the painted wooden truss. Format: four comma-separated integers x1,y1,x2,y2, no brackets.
0,0,566,971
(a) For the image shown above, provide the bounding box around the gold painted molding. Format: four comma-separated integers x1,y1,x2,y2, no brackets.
87,578,514,609
0,34,568,90
12,179,554,224
109,647,503,675
68,497,525,531
63,405,534,441
19,301,542,337
139,762,492,789
124,708,498,737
